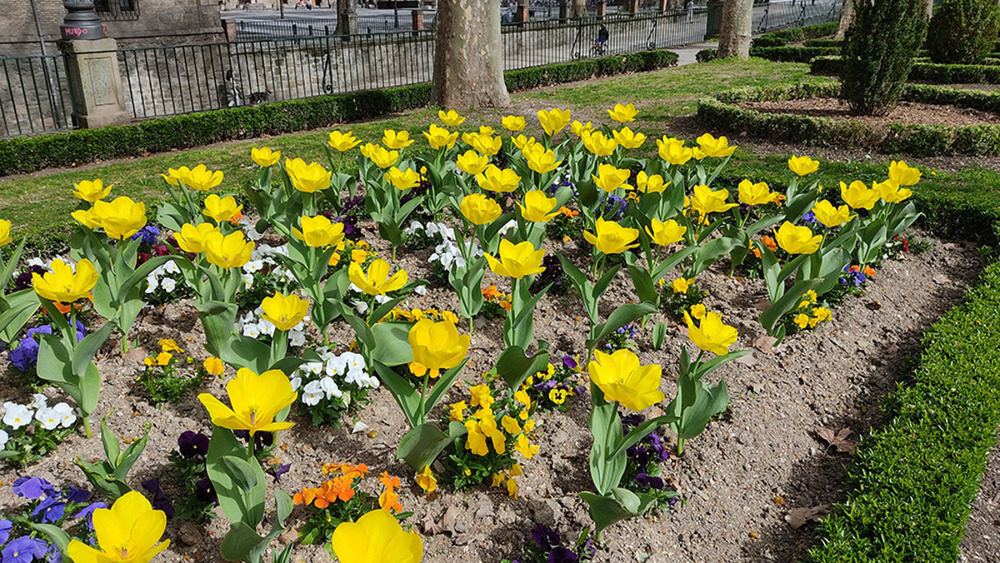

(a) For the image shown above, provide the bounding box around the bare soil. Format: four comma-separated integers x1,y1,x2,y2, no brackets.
737,97,1000,128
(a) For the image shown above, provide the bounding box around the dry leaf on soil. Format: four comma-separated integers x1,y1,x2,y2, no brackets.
816,427,856,454
785,504,831,529
749,334,778,355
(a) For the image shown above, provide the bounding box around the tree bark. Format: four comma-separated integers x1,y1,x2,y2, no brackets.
717,0,753,59
834,0,855,40
571,0,587,18
431,0,511,109
924,0,933,20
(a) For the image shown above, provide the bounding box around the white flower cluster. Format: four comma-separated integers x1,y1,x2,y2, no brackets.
405,221,484,273
237,215,265,242
1,395,76,449
290,348,379,407
241,244,296,290
145,259,187,295
26,256,73,272
237,306,307,347
346,283,394,315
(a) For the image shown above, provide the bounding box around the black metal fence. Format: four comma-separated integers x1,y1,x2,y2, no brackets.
0,55,73,139
755,0,841,32
229,14,425,40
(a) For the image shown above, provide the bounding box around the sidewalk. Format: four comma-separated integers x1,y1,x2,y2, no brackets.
672,41,716,65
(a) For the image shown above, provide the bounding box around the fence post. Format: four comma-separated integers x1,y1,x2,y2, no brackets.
516,0,530,22
628,0,640,13
704,0,723,39
223,20,237,41
659,0,668,11
411,9,425,30
597,2,607,16
58,2,130,128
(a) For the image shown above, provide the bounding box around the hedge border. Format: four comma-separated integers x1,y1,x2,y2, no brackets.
697,82,1000,156
749,21,838,47
812,55,1000,84
749,45,840,63
0,49,678,178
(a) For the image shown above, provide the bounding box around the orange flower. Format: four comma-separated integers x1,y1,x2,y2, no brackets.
379,472,400,492
379,490,403,513
761,236,778,252
863,266,876,277
556,206,579,218
499,300,511,311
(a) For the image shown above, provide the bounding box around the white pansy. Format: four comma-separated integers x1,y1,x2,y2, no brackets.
289,330,306,347
52,402,76,428
302,362,324,376
326,355,347,375
163,260,180,274
351,300,369,314
242,273,254,289
290,376,302,391
414,285,427,296
146,274,159,294
301,380,324,406
319,376,342,399
161,277,177,293
2,402,33,430
242,323,260,338
35,407,60,430
0,429,8,450
31,393,48,410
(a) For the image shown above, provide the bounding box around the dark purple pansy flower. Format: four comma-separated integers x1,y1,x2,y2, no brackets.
12,477,54,499
548,547,579,563
74,502,107,530
635,473,665,490
802,211,817,224
141,478,175,518
8,338,39,371
195,477,218,504
63,486,90,504
177,431,209,459
531,524,561,552
561,356,577,370
272,463,291,482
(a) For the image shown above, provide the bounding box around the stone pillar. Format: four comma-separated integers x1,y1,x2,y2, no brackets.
223,20,238,41
597,2,607,16
412,9,425,30
516,0,530,22
628,0,639,12
338,0,358,34
59,38,131,128
658,0,667,11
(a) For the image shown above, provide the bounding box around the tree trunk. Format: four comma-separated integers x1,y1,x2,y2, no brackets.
834,0,855,40
571,0,587,18
717,0,753,59
924,0,933,19
431,0,511,109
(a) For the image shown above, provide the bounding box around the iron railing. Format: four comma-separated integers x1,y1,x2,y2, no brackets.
229,15,426,40
755,0,841,32
0,54,73,139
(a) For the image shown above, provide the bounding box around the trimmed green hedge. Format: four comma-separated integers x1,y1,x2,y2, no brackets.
812,55,1000,83
750,46,840,63
750,21,838,47
0,49,678,178
697,82,1000,156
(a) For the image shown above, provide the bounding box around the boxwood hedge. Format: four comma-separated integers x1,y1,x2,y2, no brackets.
812,55,1000,84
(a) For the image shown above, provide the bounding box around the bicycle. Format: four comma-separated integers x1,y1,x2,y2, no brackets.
590,25,610,57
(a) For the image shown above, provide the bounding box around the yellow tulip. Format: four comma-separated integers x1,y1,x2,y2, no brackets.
689,184,737,218
775,221,822,254
635,171,668,194
476,165,521,193
812,199,854,228
537,108,572,136
512,134,537,152
0,219,11,247
588,349,664,411
471,134,502,156
613,127,647,149
524,147,562,175
385,167,421,191
382,129,415,150
202,194,243,223
737,179,779,206
582,131,618,157
788,155,819,176
251,147,281,167
169,164,224,192
285,158,331,193
485,239,546,279
456,150,489,176
607,102,638,123
876,179,912,203
198,367,297,435
656,136,693,166
438,109,466,126
696,133,736,158
460,193,502,225
328,131,362,152
174,222,220,254
204,231,255,269
293,215,345,248
416,466,437,493
423,123,459,150
518,190,559,223
888,160,921,186
592,163,632,193
71,208,99,230
583,217,640,255
66,491,170,563
502,115,526,132
683,310,738,355
645,218,686,246
840,180,880,210
33,259,99,303
363,144,400,169
72,179,113,202
91,196,147,240
571,120,594,137
408,318,470,378
331,508,423,563
260,291,309,331
349,258,408,296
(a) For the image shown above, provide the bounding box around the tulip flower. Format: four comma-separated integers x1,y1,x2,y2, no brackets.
261,291,309,331
416,466,437,493
33,258,99,303
380,129,414,150
203,231,255,269
524,147,562,175
456,150,489,175
607,102,638,123
91,196,147,240
438,109,465,126
888,160,921,186
737,179,779,206
571,120,594,137
471,134,502,156
502,115,526,131
537,108,572,136
0,219,11,247
251,147,281,167
811,199,854,228
72,208,100,229
459,194,502,225
613,127,647,149
72,179,113,202
66,491,170,563
684,310,738,355
385,167,421,191
361,144,400,169
423,124,459,150
476,165,521,193
588,349,664,411
328,131,362,152
696,133,736,158
689,184,737,218
174,222,221,254
518,191,559,223
285,158,332,193
349,258,408,296
876,179,912,203
591,163,631,193
582,131,618,157
202,194,243,223
635,171,668,194
584,217,640,255
170,164,224,191
512,134,537,151
788,155,819,176
775,222,822,254
656,136,693,166
331,508,423,563
486,239,545,279
407,318,470,378
645,218,686,246
840,180,880,210
293,215,345,248
198,367,297,436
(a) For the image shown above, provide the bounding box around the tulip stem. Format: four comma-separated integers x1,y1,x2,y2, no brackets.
82,415,93,439
676,437,685,457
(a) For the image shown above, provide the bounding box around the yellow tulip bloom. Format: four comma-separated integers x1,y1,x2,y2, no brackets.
174,222,221,254
788,155,819,176
582,131,618,157
408,318,470,378
471,134,502,156
67,491,170,563
385,167,421,191
72,179,113,203
571,120,595,137
91,196,147,240
812,199,854,228
840,180,880,210
363,144,400,169
888,160,921,186
456,150,489,175
251,147,281,167
331,508,423,563
775,221,822,254
584,217,640,255
502,115,526,132
588,349,664,411
607,102,638,123
349,258,408,296
71,208,99,230
33,259,99,303
524,147,562,175
737,179,779,206
416,466,437,493
459,193,502,225
485,239,546,279
328,131,362,152
285,158,331,193
696,133,736,158
0,219,11,247
169,164,224,192
438,109,466,126
204,231,255,269
876,179,912,203
198,367,297,435
512,134,537,152
656,136,693,166
635,171,668,194
423,123,459,150
260,291,309,331
537,108,572,136
613,127,647,149
293,215,345,248
684,310,738,355
382,129,415,150
518,190,559,223
202,194,243,223
689,184,737,218
592,163,632,193
645,218,686,246
476,164,521,193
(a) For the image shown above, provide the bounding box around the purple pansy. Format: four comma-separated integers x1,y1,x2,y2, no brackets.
12,477,54,499
2,536,47,563
0,520,11,545
177,431,209,459
74,502,107,530
531,524,561,552
548,547,579,563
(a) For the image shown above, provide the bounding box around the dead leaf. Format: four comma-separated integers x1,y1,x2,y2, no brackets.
123,347,148,364
866,300,882,311
750,335,778,355
441,506,461,535
735,352,758,366
785,505,831,529
816,427,856,454
420,512,444,535
932,274,950,285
